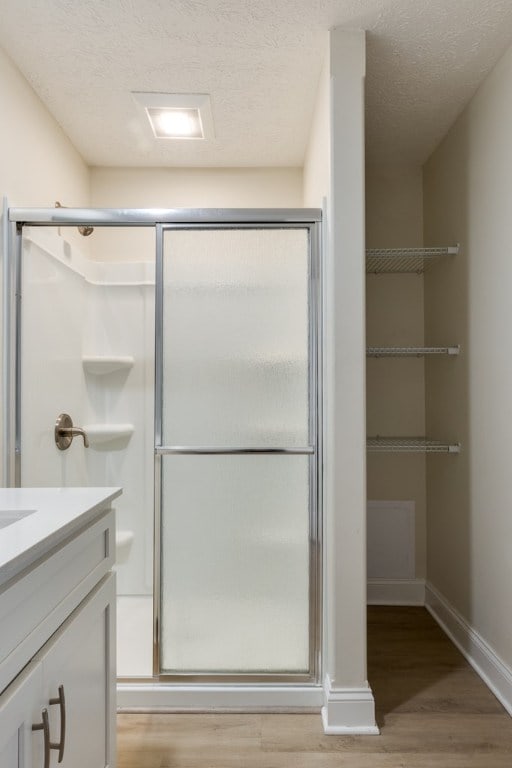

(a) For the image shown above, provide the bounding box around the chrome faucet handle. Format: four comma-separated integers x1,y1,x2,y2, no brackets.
55,413,89,450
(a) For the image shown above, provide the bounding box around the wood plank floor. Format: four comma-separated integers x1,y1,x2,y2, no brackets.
117,607,512,767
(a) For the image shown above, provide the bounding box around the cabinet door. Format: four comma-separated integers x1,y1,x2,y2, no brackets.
0,661,43,768
37,574,116,768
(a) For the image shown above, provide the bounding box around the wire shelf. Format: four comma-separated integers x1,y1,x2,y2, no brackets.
367,346,460,357
366,246,459,274
367,437,460,454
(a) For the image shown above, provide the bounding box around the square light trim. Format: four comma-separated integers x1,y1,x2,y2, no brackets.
132,92,214,141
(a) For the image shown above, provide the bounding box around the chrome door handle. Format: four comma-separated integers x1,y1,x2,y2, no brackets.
55,413,89,449
49,685,66,762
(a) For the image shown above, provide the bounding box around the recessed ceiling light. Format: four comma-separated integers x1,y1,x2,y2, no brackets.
147,108,203,139
132,92,214,141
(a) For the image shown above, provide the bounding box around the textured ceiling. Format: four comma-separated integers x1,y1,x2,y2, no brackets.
0,0,511,167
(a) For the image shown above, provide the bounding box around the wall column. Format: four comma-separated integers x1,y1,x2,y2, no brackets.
322,27,377,734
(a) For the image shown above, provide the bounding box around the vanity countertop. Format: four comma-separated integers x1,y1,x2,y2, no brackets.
0,486,121,586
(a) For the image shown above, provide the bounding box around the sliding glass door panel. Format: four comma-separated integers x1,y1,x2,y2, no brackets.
156,221,319,680
160,454,310,674
161,228,309,448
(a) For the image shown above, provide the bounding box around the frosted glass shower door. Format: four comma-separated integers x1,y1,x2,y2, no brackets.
156,224,319,678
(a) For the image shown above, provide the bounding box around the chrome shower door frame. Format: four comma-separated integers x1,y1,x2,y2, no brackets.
154,217,322,684
5,207,322,688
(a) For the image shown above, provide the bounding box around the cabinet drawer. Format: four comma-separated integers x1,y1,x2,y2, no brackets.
0,509,114,694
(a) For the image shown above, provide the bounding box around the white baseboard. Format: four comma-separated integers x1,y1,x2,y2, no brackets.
367,578,425,606
117,683,324,712
425,582,512,717
321,675,379,734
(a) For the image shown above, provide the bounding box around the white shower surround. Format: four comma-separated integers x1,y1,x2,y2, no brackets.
21,227,155,604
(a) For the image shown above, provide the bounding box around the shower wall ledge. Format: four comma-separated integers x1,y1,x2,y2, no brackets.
82,356,135,375
24,228,154,286
84,424,134,447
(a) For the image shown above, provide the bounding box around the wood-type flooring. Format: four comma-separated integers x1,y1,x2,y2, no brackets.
117,606,512,767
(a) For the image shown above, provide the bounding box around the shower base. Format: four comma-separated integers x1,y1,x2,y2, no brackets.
116,595,323,712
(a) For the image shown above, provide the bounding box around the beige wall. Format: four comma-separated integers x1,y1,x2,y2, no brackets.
303,55,330,209
0,47,89,208
89,167,302,261
424,41,512,668
366,164,426,579
0,45,90,482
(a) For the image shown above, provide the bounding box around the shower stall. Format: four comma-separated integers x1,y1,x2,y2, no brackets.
3,207,323,709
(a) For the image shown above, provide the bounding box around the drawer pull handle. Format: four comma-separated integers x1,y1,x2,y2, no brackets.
49,684,66,762
32,708,50,768
32,704,65,768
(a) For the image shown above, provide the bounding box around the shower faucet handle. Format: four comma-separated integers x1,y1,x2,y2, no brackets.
55,413,90,450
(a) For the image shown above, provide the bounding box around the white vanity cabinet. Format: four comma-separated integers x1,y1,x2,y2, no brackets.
0,488,120,768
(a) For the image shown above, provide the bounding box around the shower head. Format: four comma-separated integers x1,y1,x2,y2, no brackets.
54,202,94,236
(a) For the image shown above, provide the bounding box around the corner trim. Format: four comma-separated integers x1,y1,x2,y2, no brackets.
321,675,379,734
367,578,425,606
425,582,512,717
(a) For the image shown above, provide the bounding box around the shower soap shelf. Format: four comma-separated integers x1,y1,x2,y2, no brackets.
367,437,460,454
82,356,134,375
83,424,134,446
366,245,459,274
